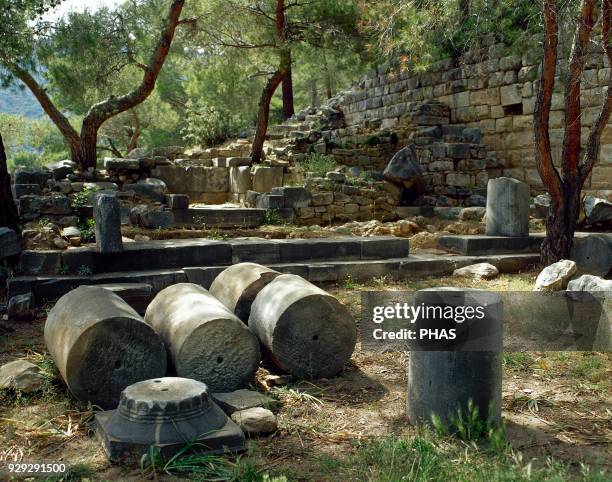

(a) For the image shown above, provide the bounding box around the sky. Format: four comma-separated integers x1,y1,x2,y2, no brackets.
45,0,122,20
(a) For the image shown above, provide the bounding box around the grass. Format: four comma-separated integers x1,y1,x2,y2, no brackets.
301,153,337,176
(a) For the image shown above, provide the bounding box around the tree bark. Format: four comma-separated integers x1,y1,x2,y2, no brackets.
282,49,295,119
250,69,286,163
0,134,19,231
322,50,333,100
536,0,611,264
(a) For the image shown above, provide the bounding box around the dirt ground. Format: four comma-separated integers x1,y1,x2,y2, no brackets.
0,272,610,481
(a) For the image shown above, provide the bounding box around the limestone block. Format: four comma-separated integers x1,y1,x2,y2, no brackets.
94,194,123,254
500,84,522,106
229,166,252,194
252,166,283,193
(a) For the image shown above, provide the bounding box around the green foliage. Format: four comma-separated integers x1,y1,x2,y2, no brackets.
10,150,38,168
430,399,501,446
301,153,337,176
71,187,96,209
78,218,95,243
181,100,241,147
262,209,283,226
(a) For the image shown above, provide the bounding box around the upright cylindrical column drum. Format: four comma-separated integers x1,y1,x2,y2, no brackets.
485,177,530,237
145,283,261,392
44,286,167,409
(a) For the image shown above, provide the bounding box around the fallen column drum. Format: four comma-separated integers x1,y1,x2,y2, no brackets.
209,262,281,322
144,283,261,392
44,286,167,409
248,274,357,379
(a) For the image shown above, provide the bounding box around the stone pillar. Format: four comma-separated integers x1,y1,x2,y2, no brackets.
485,177,529,237
209,263,281,322
94,193,123,253
44,286,167,409
248,274,357,379
144,283,261,392
406,288,503,427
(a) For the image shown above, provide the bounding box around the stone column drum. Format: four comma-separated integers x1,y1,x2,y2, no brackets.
570,233,612,277
407,288,503,427
44,286,167,409
94,193,123,253
209,262,281,322
248,274,357,379
144,283,261,392
485,177,529,237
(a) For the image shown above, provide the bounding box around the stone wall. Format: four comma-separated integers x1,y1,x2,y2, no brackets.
327,43,612,196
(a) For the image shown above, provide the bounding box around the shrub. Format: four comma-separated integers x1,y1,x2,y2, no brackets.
78,218,95,243
181,100,241,147
301,153,337,177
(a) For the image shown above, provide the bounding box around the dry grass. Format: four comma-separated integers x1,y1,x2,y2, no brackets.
0,271,609,481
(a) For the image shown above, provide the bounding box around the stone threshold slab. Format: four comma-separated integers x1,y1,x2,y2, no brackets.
9,253,538,311
438,234,545,255
20,236,410,276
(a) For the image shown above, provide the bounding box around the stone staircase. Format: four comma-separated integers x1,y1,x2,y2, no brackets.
9,236,539,308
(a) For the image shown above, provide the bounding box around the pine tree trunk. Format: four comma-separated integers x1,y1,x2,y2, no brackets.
0,134,19,231
541,186,581,264
251,70,286,163
77,119,101,171
282,50,294,119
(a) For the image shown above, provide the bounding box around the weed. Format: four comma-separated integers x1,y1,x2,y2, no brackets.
262,209,283,226
431,399,501,443
301,153,337,176
503,352,535,371
342,275,357,289
78,218,95,243
71,187,96,210
77,265,93,276
571,353,607,383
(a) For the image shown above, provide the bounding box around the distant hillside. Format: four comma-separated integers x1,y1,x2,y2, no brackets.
0,86,43,118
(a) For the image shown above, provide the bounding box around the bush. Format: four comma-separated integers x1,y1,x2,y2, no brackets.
181,100,241,147
301,153,337,177
9,150,38,168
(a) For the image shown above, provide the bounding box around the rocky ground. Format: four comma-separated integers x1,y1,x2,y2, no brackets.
0,271,609,481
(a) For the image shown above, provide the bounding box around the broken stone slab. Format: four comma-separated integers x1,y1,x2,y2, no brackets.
0,360,44,393
95,377,245,462
438,234,542,255
212,389,278,414
567,274,612,292
231,407,277,434
485,177,529,237
209,263,281,322
7,292,35,320
256,194,284,210
271,186,311,208
407,288,503,426
458,206,486,221
248,274,356,379
144,283,261,392
0,228,21,261
45,160,75,180
104,157,140,170
571,233,612,277
94,194,123,254
230,166,252,194
45,286,167,409
453,262,499,280
534,259,578,292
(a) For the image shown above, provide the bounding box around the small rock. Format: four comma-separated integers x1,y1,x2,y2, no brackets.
53,237,69,249
61,226,81,238
134,234,151,242
566,274,612,292
0,360,44,393
326,171,346,182
231,407,277,434
453,262,499,280
7,293,35,320
212,389,278,415
393,220,421,237
458,206,486,221
534,260,578,292
263,374,294,387
69,237,82,247
582,196,612,227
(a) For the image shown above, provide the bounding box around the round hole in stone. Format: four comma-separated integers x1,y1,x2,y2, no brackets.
154,380,162,383
312,335,319,341
114,360,122,369
216,356,223,364
161,388,168,392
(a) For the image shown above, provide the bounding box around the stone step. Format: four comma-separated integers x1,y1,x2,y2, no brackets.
172,207,276,228
9,253,540,308
18,236,410,276
438,234,545,255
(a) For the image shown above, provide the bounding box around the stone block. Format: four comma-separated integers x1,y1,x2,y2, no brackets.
361,236,409,259
500,84,522,105
165,194,190,209
12,183,41,198
438,235,543,255
0,228,21,261
19,250,62,275
229,166,252,193
94,194,123,254
311,192,334,206
271,186,311,208
485,177,530,236
252,166,283,193
212,389,278,415
256,194,284,209
104,157,140,170
14,168,49,187
446,143,472,159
